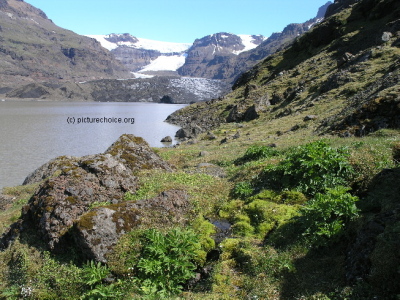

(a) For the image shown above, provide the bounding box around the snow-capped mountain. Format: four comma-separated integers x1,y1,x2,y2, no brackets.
177,32,266,79
87,1,331,83
87,33,266,77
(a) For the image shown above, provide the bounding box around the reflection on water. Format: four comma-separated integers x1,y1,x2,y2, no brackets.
0,101,186,189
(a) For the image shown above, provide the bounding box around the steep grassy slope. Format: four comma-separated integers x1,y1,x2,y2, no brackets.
169,0,400,138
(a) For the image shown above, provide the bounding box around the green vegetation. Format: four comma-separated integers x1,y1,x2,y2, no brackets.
136,228,200,297
234,144,279,165
298,186,359,247
1,132,399,299
261,140,354,196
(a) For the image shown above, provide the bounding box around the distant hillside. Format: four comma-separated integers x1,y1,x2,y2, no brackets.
0,0,130,90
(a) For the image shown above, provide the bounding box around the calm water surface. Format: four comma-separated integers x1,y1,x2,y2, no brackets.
0,101,186,189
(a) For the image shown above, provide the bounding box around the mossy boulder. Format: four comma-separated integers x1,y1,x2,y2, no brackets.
19,153,138,250
0,134,174,252
105,134,174,172
22,155,77,185
74,190,191,263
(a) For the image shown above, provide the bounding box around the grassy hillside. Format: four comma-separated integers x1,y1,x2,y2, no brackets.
0,0,129,89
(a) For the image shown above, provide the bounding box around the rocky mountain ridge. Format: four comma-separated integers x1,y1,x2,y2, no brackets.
0,0,130,89
186,1,332,84
0,0,333,103
87,33,192,76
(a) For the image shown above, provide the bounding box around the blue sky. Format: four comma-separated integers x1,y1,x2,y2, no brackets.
25,0,331,43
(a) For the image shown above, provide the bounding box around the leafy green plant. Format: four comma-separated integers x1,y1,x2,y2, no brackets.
298,186,359,247
136,228,201,296
79,261,125,300
235,145,279,165
80,282,123,300
82,261,110,286
232,181,254,199
262,140,354,196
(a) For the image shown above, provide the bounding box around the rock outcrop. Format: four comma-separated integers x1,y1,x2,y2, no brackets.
0,134,176,259
177,33,265,79
74,189,191,262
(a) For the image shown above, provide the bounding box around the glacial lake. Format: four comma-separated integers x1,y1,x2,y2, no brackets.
0,101,186,189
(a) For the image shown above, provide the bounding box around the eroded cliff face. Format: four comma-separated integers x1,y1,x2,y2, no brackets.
111,47,161,72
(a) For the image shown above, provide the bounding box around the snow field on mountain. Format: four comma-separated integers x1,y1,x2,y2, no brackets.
86,35,119,51
139,54,187,72
132,38,191,53
234,34,267,54
87,34,191,53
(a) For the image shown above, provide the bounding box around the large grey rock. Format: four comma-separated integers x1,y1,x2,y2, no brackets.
74,189,191,262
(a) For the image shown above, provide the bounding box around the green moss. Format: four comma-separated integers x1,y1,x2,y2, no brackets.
65,196,78,204
233,214,251,223
231,221,254,237
277,191,308,205
191,215,217,265
220,238,241,260
76,210,97,231
210,259,243,298
219,199,245,221
248,189,278,202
